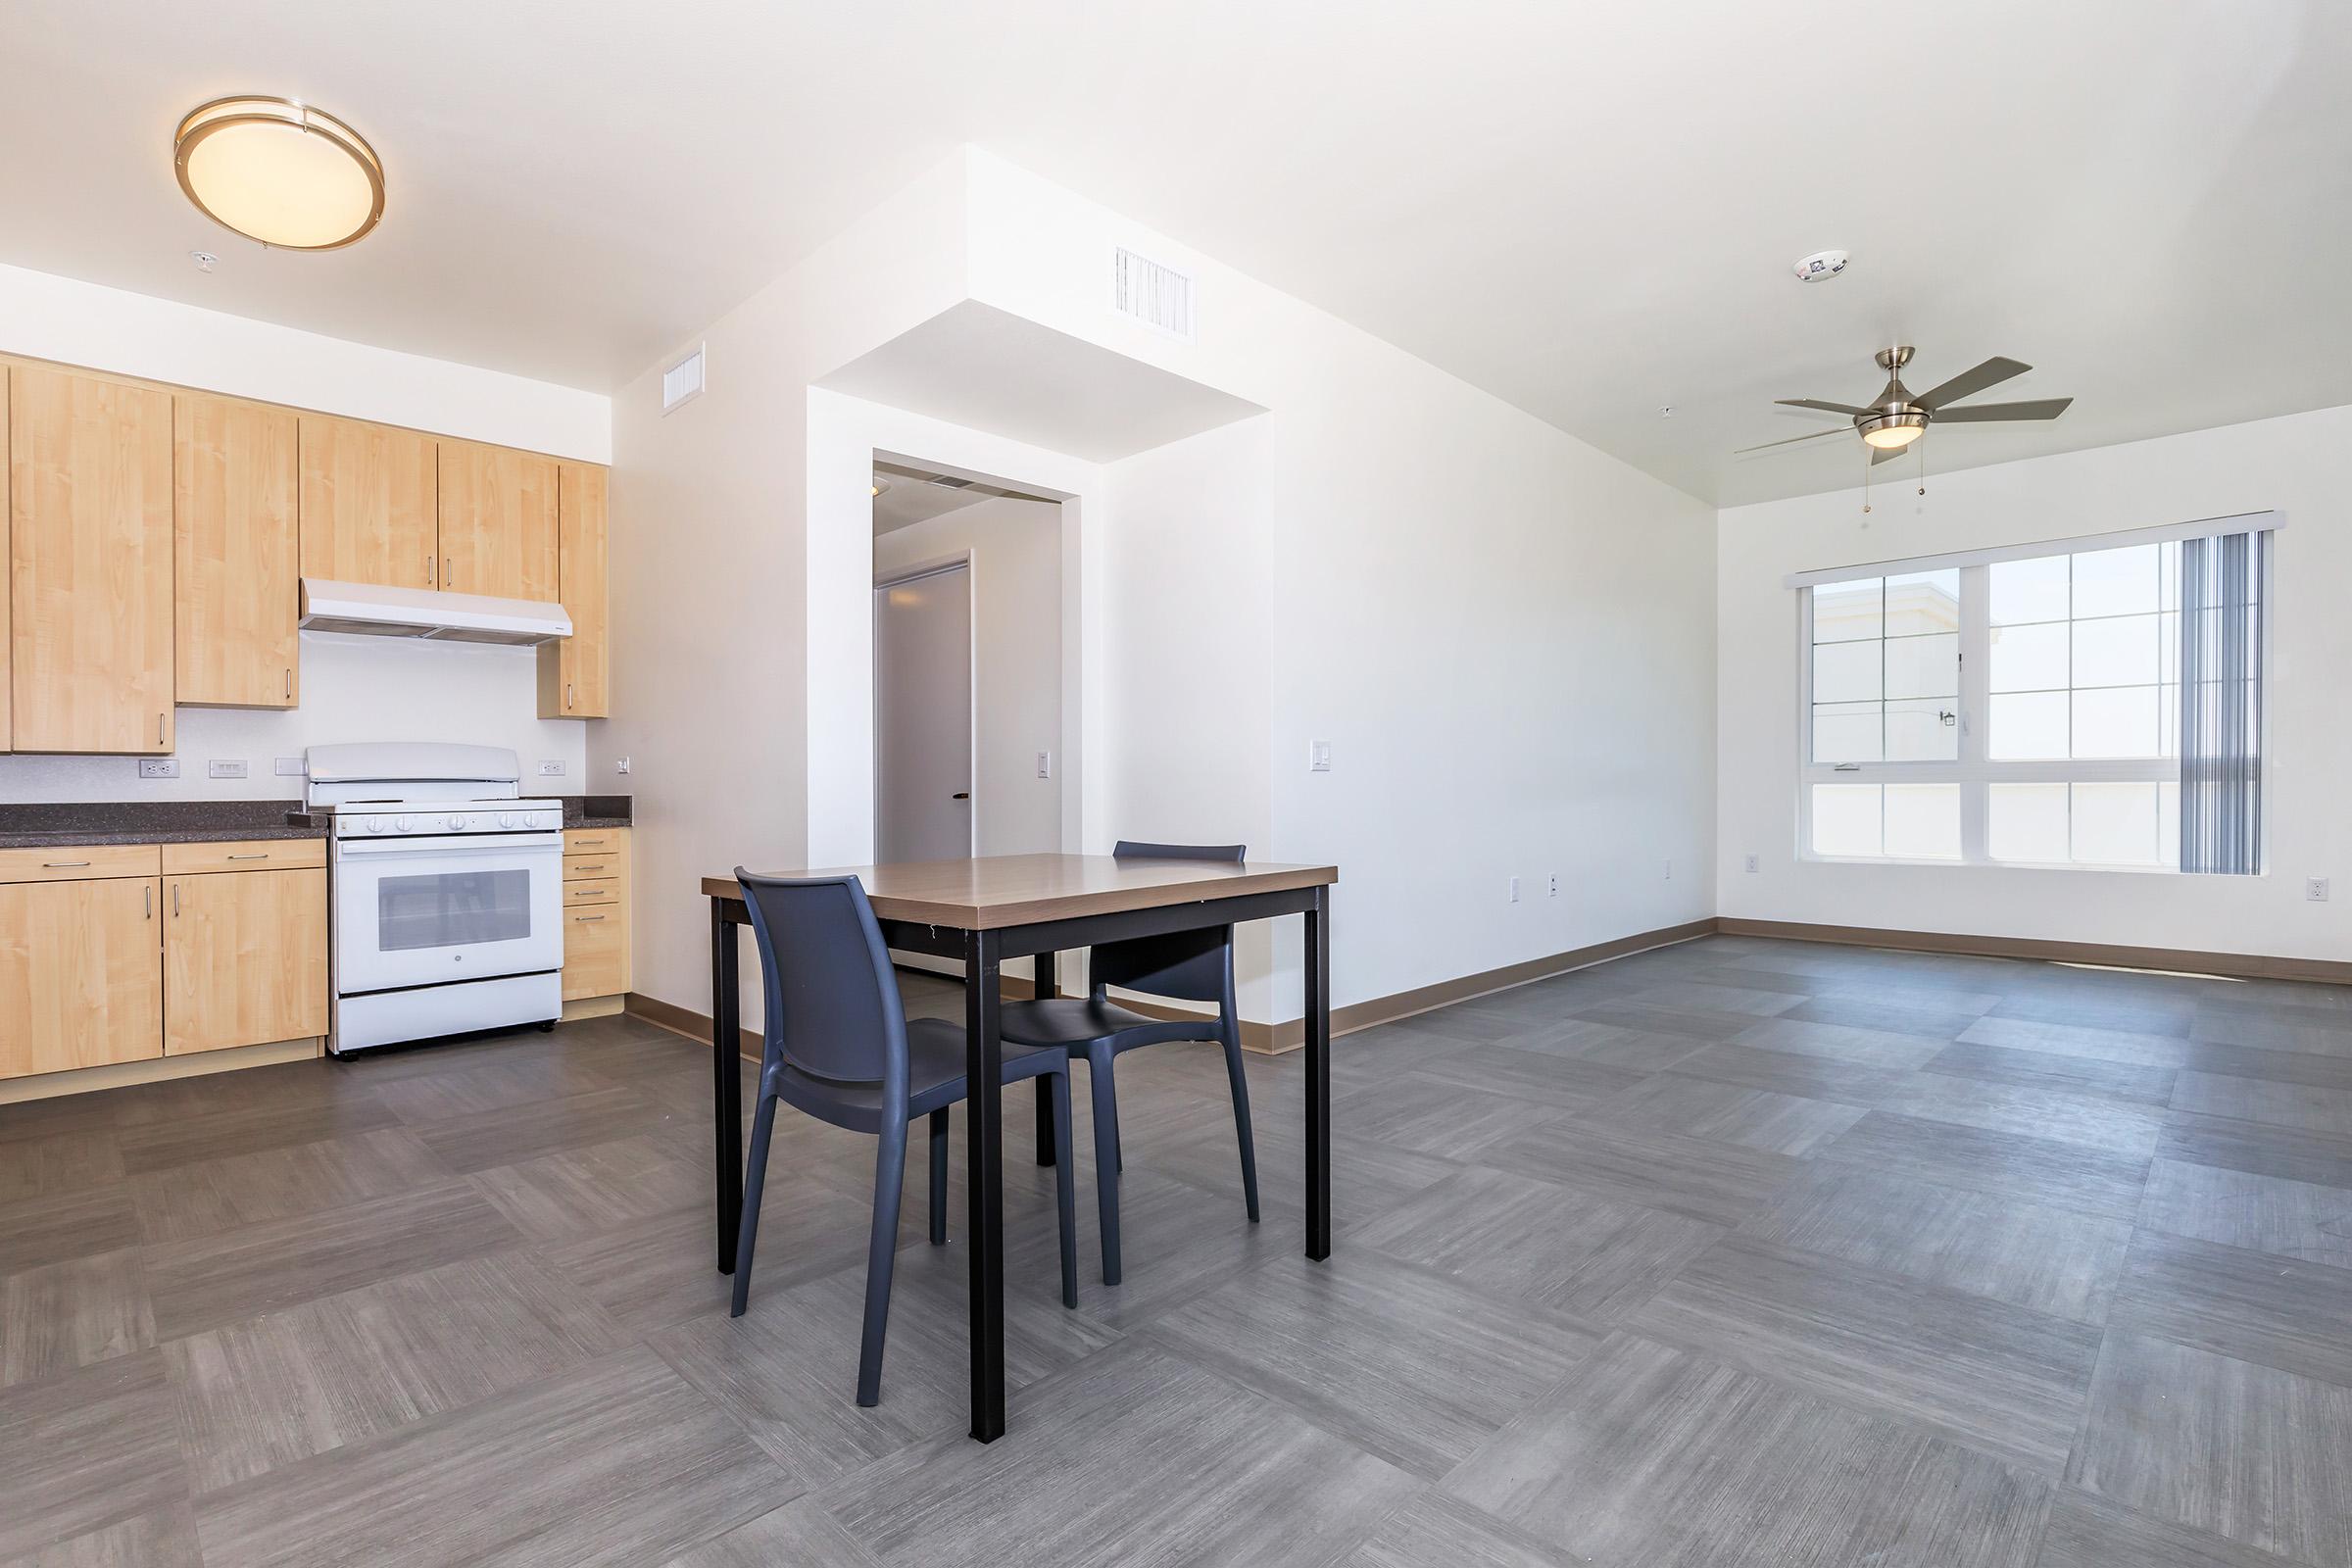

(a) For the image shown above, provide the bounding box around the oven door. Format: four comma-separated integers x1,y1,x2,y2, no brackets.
332,832,563,995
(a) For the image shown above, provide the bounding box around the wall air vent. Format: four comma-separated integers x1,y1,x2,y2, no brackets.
1110,245,1196,343
662,344,706,414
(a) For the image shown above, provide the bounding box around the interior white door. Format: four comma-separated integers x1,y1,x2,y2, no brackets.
876,564,974,863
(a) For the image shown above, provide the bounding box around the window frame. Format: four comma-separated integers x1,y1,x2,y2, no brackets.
1792,521,2276,873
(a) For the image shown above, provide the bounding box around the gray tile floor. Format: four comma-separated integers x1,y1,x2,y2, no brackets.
5,934,2352,1564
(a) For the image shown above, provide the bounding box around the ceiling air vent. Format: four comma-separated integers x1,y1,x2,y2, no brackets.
1110,246,1196,343
662,344,706,415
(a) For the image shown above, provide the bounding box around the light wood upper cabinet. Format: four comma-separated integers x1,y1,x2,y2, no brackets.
437,442,558,601
164,866,328,1054
538,462,609,717
1,368,10,753
9,366,175,754
176,395,300,709
0,874,164,1079
298,416,436,590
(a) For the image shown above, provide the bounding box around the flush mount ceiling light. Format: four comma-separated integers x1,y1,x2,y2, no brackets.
174,96,384,250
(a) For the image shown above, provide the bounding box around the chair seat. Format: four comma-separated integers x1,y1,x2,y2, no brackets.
1000,995,1220,1054
775,1017,1064,1130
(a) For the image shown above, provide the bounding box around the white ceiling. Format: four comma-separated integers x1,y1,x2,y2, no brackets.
871,476,986,537
5,2,2347,504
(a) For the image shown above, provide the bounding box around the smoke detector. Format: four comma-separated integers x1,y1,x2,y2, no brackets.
1792,249,1848,282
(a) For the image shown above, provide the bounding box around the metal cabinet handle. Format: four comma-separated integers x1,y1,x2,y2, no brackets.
565,681,574,710
41,859,91,868
172,883,181,916
951,792,971,801
145,885,153,918
573,912,606,922
1833,762,1862,772
158,713,167,746
284,668,292,701
426,554,435,585
225,853,269,861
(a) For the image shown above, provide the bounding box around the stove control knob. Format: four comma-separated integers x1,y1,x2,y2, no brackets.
366,816,387,833
499,812,517,829
528,810,556,830
393,815,413,833
445,814,466,832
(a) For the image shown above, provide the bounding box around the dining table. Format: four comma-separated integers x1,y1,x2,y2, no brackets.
701,852,1339,1442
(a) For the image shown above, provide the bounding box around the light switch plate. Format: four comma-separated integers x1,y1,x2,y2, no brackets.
1037,751,1053,779
1308,739,1331,772
138,758,179,779
274,757,307,776
207,760,248,779
613,757,631,776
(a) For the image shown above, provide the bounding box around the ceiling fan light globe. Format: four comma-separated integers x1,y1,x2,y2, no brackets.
1859,414,1926,450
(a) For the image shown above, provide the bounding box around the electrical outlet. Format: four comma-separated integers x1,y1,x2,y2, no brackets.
1308,739,1331,773
2309,877,2331,903
137,758,179,779
206,760,248,779
274,757,306,776
1037,751,1053,779
1508,876,1520,903
613,757,631,776
1664,858,1673,880
537,760,565,777
1547,874,1559,898
1744,854,1761,873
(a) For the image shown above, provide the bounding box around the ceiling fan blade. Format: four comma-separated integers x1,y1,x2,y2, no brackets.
1930,397,2074,422
1914,356,2030,411
1734,426,1852,455
1872,442,1910,466
1775,398,1871,416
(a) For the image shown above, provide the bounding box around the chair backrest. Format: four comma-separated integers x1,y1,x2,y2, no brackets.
1089,841,1245,1005
732,869,908,1095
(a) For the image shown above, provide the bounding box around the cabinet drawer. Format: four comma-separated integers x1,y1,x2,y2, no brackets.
0,844,162,884
563,828,625,856
564,877,619,907
563,905,628,1001
563,853,622,881
162,839,327,875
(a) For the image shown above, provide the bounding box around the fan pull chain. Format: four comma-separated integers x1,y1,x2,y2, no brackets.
1918,439,1928,497
1862,450,1872,514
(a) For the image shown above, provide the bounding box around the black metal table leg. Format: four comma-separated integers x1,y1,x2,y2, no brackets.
1304,886,1331,1260
1034,948,1056,1166
711,898,744,1274
964,927,1007,1442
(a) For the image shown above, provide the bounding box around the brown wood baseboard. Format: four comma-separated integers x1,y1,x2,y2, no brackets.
1716,917,2352,987
626,917,1722,1063
0,1036,322,1105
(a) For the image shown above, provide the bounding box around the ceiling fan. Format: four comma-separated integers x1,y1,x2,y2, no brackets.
1738,346,2073,462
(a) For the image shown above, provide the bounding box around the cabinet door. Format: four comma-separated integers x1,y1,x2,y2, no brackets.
298,416,436,590
537,462,609,716
1,367,9,752
9,366,175,754
176,395,300,708
0,876,163,1079
562,904,629,1001
164,868,328,1054
437,442,557,601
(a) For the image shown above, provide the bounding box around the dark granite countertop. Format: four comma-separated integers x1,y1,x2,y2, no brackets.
0,800,321,851
561,795,633,831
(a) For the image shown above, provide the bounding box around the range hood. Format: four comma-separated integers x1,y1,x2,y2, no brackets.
299,579,572,646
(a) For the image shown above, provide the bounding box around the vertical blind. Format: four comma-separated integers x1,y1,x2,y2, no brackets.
2178,531,2265,874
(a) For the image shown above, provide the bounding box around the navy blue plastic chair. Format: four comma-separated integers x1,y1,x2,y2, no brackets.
999,841,1259,1285
729,868,1078,1407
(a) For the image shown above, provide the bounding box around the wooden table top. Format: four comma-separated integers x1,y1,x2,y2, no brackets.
703,853,1337,930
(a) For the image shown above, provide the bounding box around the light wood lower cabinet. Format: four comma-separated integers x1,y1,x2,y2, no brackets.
0,873,164,1078
164,866,329,1055
562,826,630,1002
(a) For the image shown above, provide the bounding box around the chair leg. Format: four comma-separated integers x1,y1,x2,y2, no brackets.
1220,1020,1262,1224
928,1106,950,1245
729,1085,781,1318
1050,1073,1077,1308
1087,1049,1124,1286
856,1122,908,1407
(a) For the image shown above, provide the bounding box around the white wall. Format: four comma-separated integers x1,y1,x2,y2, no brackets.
0,264,608,462
964,154,1722,1017
873,495,1063,858
1717,403,2352,963
0,268,607,804
608,147,1718,1030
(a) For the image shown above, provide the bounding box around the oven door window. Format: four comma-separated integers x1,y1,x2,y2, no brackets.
377,868,534,952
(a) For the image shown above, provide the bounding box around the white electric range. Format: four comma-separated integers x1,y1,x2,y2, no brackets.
307,743,565,1055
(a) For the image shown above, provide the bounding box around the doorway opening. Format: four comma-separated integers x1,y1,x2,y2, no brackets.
870,457,1068,870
